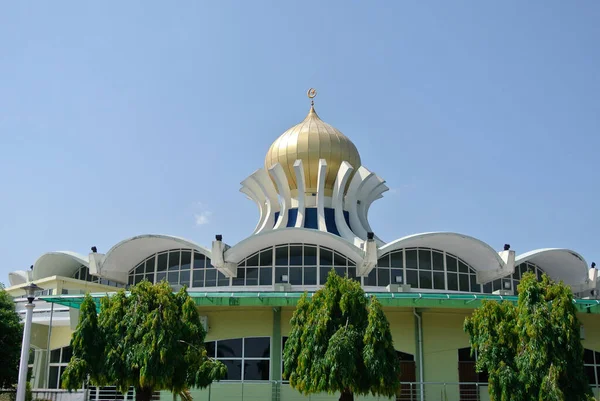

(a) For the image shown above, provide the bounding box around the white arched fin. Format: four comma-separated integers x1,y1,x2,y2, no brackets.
362,181,388,234
345,166,374,240
316,159,328,232
269,163,292,230
332,161,361,245
357,175,385,235
293,160,306,228
250,169,280,233
240,182,266,235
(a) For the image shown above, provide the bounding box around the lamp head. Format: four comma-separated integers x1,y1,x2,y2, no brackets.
23,283,43,303
503,244,511,251
215,234,223,241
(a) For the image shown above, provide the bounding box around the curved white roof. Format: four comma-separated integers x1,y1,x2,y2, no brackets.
515,248,589,286
101,234,211,274
380,232,505,272
32,251,89,280
224,228,365,264
8,270,31,286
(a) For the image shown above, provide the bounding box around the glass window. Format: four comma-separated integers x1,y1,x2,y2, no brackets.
419,270,432,289
192,270,204,287
406,269,418,287
246,268,258,286
366,269,377,286
447,272,458,291
320,266,332,284
391,269,403,285
221,360,242,380
50,349,61,363
459,274,470,292
276,267,288,283
180,270,190,287
432,251,444,271
168,251,180,271
290,245,302,266
433,272,445,290
218,271,229,286
378,255,390,268
289,267,302,285
304,266,317,285
205,269,217,287
217,339,242,358
244,338,270,358
459,261,469,274
304,246,317,265
193,252,205,269
168,271,178,285
180,252,191,270
259,268,272,285
244,360,270,381
259,249,272,267
145,258,155,273
378,268,390,287
275,247,288,266
334,253,346,267
205,341,216,358
320,249,333,266
233,269,245,286
157,253,168,272
61,346,72,363
419,250,432,270
246,253,259,267
390,251,403,268
405,250,417,269
446,255,458,272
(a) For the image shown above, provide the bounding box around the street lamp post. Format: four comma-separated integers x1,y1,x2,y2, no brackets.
16,283,43,401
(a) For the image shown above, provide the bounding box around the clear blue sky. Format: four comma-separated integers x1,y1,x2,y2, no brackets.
1,1,599,285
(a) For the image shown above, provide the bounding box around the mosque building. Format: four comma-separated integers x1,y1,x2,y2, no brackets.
6,89,600,401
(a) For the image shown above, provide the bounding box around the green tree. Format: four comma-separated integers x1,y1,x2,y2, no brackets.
62,281,226,401
464,272,593,401
283,271,400,401
0,283,23,390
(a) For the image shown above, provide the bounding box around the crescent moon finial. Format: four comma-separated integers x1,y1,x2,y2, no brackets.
307,88,317,106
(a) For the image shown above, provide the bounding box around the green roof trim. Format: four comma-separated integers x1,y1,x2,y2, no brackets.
40,291,600,314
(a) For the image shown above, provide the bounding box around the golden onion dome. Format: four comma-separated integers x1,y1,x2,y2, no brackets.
265,95,361,197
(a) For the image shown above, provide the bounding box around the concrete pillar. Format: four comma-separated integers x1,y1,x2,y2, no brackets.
17,303,35,401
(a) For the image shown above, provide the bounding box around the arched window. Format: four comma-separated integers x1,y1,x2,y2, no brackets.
484,261,547,294
371,248,479,292
203,337,271,381
128,250,225,288
584,348,600,391
235,244,358,287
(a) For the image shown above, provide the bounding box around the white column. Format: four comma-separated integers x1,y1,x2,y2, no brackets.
17,302,35,401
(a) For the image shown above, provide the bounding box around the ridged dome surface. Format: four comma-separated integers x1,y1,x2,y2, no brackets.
265,106,361,196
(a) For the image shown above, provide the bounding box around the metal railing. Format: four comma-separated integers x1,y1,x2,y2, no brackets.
31,389,85,401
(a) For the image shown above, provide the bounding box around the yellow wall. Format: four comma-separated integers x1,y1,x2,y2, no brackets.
49,326,74,350
198,307,273,341
30,323,49,349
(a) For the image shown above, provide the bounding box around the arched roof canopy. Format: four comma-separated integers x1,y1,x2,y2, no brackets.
515,248,589,286
32,251,89,280
224,228,364,265
8,270,30,286
102,234,211,274
379,232,504,272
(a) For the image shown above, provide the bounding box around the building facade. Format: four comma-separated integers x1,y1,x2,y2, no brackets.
6,90,600,401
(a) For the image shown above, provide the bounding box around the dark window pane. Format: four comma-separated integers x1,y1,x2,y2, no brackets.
459,261,470,273
320,249,333,266
135,264,144,275
334,266,346,277
205,269,217,287
128,275,134,285
50,349,61,363
390,251,403,268
206,258,214,268
492,279,501,292
246,254,259,267
584,349,595,364
61,347,72,363
260,268,272,285
304,246,317,265
181,252,191,270
289,267,302,284
348,266,357,281
218,271,229,286
320,266,332,284
168,272,178,285
536,269,542,281
432,252,444,271
289,246,302,266
419,250,432,270
458,348,475,362
275,267,288,283
433,272,445,290
260,249,273,267
144,273,153,283
233,269,245,286
304,266,317,285
378,255,390,268
275,246,288,266
391,269,403,285
217,339,242,358
446,256,458,272
447,273,458,291
192,270,203,287
193,253,205,269
348,260,356,267
221,359,242,380
406,250,417,269
470,275,480,293
334,253,346,267
168,251,180,271
134,275,142,285
419,270,432,289
406,269,418,287
156,272,167,283
459,274,470,292
204,341,215,358
49,366,59,389
157,253,168,272
366,269,377,286
483,282,493,294
586,365,596,386
378,268,390,287
244,337,270,358
144,258,154,273
244,360,270,381
179,270,190,287
246,268,258,286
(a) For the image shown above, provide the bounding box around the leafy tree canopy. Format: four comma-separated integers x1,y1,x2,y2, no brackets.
283,271,400,401
0,283,23,389
62,281,226,401
464,272,593,401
